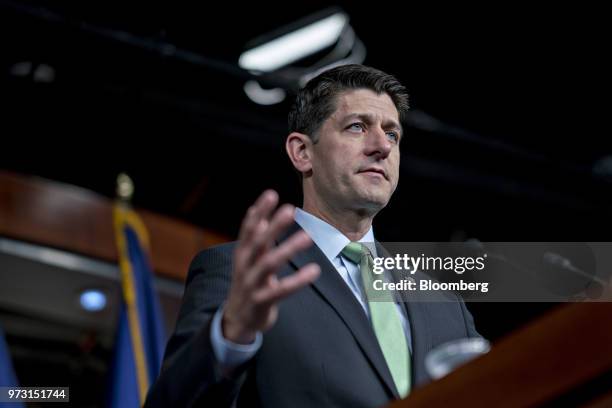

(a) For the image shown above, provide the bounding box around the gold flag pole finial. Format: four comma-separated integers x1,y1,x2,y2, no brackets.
116,172,135,203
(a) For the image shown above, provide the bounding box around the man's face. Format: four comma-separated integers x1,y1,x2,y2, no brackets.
307,88,401,214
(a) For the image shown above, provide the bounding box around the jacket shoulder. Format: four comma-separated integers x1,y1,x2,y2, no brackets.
186,241,238,285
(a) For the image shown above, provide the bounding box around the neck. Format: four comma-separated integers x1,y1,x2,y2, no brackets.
302,196,375,242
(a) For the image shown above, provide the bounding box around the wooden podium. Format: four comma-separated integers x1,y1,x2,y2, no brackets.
387,302,612,408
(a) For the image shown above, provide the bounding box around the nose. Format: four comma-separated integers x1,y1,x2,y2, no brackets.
364,127,392,159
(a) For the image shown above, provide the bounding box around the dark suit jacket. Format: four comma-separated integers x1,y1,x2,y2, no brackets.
145,223,480,408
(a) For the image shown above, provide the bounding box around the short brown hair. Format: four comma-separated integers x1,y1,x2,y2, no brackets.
288,64,409,142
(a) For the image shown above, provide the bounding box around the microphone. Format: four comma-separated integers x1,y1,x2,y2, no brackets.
542,251,605,282
464,241,606,299
463,239,530,273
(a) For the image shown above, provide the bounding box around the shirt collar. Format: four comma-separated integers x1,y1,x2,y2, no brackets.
294,208,376,263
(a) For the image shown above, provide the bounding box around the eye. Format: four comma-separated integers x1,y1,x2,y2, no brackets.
347,122,365,132
386,131,400,143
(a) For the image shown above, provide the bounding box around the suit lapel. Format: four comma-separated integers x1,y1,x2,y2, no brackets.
278,222,399,399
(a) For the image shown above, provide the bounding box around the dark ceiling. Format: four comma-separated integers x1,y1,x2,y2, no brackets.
1,1,610,242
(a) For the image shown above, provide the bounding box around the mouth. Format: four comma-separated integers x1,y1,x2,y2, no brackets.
358,167,388,180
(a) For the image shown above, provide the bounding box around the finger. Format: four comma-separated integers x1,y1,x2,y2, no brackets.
246,229,313,287
248,204,295,262
244,217,271,264
234,218,269,275
235,190,278,271
238,190,278,243
254,263,321,304
238,190,277,243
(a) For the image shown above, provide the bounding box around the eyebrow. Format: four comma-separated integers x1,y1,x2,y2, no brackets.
342,113,403,136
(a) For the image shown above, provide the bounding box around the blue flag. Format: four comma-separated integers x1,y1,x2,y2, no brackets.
0,325,24,408
108,205,166,408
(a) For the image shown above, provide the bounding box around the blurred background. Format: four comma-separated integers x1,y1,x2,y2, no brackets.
0,1,610,406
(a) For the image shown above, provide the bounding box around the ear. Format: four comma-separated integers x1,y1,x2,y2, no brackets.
285,132,313,176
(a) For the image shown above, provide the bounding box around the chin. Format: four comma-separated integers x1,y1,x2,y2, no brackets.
353,192,390,212
364,186,392,202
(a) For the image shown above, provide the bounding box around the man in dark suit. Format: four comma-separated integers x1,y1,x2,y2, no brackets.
145,64,480,408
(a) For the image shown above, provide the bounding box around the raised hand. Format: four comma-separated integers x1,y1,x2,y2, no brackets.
223,190,321,344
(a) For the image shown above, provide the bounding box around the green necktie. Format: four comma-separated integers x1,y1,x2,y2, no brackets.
342,242,411,397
